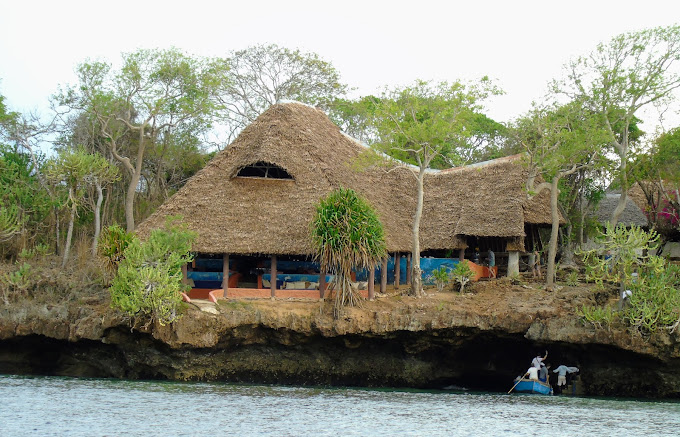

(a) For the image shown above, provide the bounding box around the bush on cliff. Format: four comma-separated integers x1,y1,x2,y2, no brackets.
110,217,195,326
579,225,680,335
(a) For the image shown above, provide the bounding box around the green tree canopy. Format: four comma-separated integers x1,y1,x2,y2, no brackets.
555,24,680,226
370,78,501,295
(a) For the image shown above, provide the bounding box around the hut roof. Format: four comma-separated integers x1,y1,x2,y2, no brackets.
421,155,556,250
136,102,413,255
591,192,648,227
137,103,556,255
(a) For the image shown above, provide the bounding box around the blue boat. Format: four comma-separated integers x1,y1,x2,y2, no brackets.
511,377,553,395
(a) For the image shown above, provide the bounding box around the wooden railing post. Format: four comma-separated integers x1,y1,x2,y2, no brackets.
380,258,387,294
319,267,327,300
222,253,229,298
270,254,277,299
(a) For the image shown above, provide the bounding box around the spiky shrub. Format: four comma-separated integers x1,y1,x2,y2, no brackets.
110,217,196,326
311,188,386,316
580,225,680,335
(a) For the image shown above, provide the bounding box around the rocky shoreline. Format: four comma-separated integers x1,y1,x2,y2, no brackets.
1,281,679,398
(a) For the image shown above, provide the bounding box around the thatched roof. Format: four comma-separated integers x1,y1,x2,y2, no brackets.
137,103,556,255
592,192,648,227
421,155,556,250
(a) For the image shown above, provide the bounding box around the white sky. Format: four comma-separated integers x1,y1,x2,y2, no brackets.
1,0,679,129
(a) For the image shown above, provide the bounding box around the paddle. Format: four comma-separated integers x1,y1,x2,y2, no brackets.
508,372,529,394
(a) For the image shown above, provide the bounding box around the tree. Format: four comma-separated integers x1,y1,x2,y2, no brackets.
515,100,609,289
311,188,387,317
85,154,120,256
632,127,680,246
55,48,228,231
46,148,117,266
556,25,680,226
370,79,500,296
217,44,348,142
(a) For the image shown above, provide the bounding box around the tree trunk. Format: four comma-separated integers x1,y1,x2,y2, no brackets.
92,182,104,256
125,172,139,232
546,176,560,289
610,149,628,227
62,189,76,268
410,169,425,297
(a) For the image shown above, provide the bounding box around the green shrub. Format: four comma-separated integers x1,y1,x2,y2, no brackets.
565,271,579,286
109,217,196,326
451,261,474,294
624,256,680,335
429,266,451,292
579,304,618,331
98,225,134,280
1,262,32,305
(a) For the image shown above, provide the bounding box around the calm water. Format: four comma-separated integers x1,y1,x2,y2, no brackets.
1,375,679,436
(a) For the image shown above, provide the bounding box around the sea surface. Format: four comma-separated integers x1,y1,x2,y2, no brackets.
1,375,679,436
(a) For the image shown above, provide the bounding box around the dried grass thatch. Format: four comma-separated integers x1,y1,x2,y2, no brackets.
137,103,556,255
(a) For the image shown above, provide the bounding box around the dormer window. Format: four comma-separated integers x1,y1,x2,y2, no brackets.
236,161,293,179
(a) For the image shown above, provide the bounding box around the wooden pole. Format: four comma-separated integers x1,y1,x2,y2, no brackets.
319,267,327,299
394,253,400,288
508,372,530,394
221,253,229,298
368,268,375,300
380,258,387,294
458,248,465,261
270,254,277,299
181,263,188,286
406,253,412,284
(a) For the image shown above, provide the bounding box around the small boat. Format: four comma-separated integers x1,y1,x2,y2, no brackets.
511,377,553,395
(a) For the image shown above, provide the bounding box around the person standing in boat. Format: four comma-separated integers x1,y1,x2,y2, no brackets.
531,350,548,369
538,363,550,383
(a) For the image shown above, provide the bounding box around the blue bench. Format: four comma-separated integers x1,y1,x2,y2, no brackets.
262,273,334,289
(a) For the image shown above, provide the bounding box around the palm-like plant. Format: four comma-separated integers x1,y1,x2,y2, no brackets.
311,188,387,316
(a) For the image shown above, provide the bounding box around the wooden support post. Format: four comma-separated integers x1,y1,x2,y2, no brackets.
458,248,465,261
319,267,327,299
270,255,277,299
221,253,229,298
368,268,375,300
380,258,387,294
181,263,188,285
394,253,400,288
406,253,412,284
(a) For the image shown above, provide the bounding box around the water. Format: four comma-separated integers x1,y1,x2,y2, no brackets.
1,375,679,436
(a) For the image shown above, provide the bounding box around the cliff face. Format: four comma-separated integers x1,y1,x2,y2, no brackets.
1,281,679,398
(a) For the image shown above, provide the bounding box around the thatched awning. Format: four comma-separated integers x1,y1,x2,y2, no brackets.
137,103,558,256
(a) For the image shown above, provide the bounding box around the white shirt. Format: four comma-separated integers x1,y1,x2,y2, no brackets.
527,367,539,380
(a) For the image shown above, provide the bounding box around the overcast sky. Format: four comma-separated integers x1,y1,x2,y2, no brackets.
1,0,679,128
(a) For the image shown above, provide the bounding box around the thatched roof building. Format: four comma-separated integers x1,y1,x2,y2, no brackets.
137,102,555,258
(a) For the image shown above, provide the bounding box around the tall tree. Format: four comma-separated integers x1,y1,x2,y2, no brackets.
555,25,680,226
55,48,228,231
217,44,348,142
515,101,609,289
370,79,501,296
